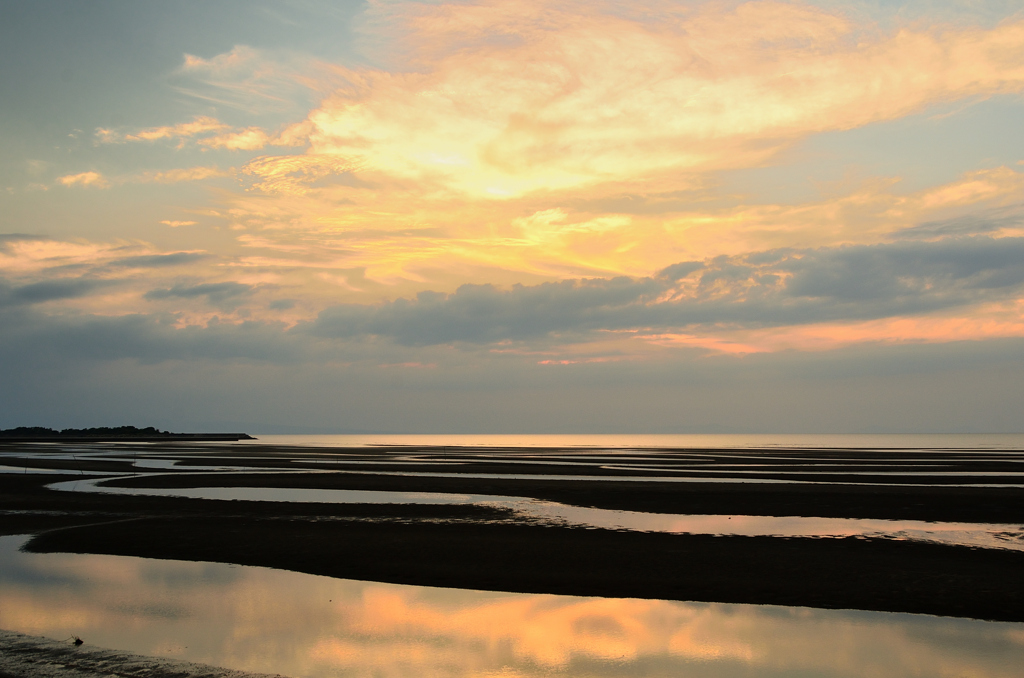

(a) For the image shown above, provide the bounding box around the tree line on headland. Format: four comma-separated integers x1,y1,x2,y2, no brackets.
0,426,254,440
0,426,173,438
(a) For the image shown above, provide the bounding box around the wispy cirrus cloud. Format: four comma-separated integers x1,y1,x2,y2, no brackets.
200,128,271,151
96,117,308,153
138,166,229,183
57,166,229,189
172,45,331,114
95,116,229,145
95,115,295,152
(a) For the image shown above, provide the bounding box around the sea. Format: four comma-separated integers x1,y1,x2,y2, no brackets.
241,432,1024,449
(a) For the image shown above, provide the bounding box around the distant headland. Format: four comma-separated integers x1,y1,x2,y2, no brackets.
0,426,255,442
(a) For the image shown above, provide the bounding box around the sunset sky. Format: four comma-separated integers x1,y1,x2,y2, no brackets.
2,0,1024,433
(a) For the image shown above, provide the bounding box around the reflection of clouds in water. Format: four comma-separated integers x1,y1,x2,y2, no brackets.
1,537,1023,678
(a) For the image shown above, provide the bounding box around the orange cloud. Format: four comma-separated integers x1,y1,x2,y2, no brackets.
192,0,1024,300
96,116,229,144
200,128,271,150
642,301,1024,356
24,1,1024,360
241,154,360,195
264,0,1024,200
142,166,229,183
0,237,124,273
57,171,108,188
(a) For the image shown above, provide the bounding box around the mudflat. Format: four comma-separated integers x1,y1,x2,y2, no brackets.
3,442,1024,622
0,629,286,678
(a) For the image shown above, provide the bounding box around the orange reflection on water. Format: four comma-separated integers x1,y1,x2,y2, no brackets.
1,535,1023,678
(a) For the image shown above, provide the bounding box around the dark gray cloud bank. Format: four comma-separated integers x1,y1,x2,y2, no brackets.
4,235,1024,353
308,236,1024,345
3,235,1024,432
0,278,112,307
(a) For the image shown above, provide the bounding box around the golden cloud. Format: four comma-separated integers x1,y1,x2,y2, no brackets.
25,1,1024,358
200,128,271,150
242,154,361,195
194,0,1024,307
641,301,1024,356
259,0,1024,200
0,237,124,273
57,171,108,188
95,116,229,145
141,166,229,183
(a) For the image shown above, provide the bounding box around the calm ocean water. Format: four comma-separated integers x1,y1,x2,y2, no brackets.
241,433,1024,449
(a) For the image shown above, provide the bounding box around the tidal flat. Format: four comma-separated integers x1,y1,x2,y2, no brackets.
3,438,1024,676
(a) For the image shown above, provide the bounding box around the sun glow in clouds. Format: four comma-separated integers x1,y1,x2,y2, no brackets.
4,0,1024,431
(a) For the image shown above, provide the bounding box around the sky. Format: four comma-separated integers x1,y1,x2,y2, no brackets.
2,0,1024,433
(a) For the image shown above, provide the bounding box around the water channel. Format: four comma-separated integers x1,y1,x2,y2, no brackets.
49,476,1024,551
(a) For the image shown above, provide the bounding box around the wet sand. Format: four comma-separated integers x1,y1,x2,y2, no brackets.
0,630,286,678
3,443,1024,622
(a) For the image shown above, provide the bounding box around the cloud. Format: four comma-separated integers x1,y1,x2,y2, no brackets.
140,167,228,183
172,45,328,114
200,128,271,150
96,116,228,144
108,252,209,268
0,278,113,307
894,203,1024,240
181,3,1024,298
50,230,1022,353
58,166,228,189
307,236,1024,346
658,262,705,282
782,238,1024,300
0,234,44,246
58,171,108,188
69,3,1024,301
160,220,198,227
309,276,661,345
0,236,137,273
650,311,1024,355
242,154,360,195
145,282,256,305
0,307,300,365
251,0,1024,200
97,112,305,152
197,125,316,151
